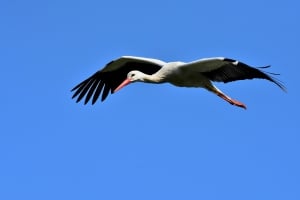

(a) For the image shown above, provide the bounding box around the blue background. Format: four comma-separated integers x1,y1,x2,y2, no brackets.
1,0,299,199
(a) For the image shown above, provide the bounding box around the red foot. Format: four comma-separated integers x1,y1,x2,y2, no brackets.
228,99,247,109
217,92,247,109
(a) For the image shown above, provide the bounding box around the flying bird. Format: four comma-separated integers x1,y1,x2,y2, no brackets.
71,56,285,109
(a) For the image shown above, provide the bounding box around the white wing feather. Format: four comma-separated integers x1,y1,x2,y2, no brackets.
179,57,228,72
101,56,166,72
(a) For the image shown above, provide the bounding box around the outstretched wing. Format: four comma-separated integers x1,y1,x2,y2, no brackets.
181,57,286,91
71,56,165,104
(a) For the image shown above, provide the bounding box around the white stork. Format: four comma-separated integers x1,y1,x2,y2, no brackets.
71,56,285,109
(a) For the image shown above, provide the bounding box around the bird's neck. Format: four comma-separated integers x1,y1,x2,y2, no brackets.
140,73,164,83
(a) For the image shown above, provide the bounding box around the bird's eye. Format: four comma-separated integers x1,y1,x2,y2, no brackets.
131,74,135,77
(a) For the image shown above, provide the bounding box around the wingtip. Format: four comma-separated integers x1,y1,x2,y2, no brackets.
270,76,287,93
71,92,79,100
257,66,287,92
280,85,288,93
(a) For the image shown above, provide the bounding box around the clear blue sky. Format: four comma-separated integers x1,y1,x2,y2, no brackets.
1,0,299,199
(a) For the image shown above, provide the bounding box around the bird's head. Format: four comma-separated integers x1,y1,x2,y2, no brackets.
127,71,145,82
113,71,144,93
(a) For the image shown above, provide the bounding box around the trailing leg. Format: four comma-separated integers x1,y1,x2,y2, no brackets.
207,85,247,109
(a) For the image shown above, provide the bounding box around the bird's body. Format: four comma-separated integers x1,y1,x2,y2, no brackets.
71,56,285,109
158,62,214,87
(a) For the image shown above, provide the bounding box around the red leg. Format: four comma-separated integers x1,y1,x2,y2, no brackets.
216,91,247,109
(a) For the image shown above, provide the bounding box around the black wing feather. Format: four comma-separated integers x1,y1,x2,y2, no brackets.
92,80,104,104
71,79,90,100
84,79,99,104
71,60,162,104
76,78,96,103
202,59,286,91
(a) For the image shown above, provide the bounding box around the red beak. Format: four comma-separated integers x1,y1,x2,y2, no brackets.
114,78,131,93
